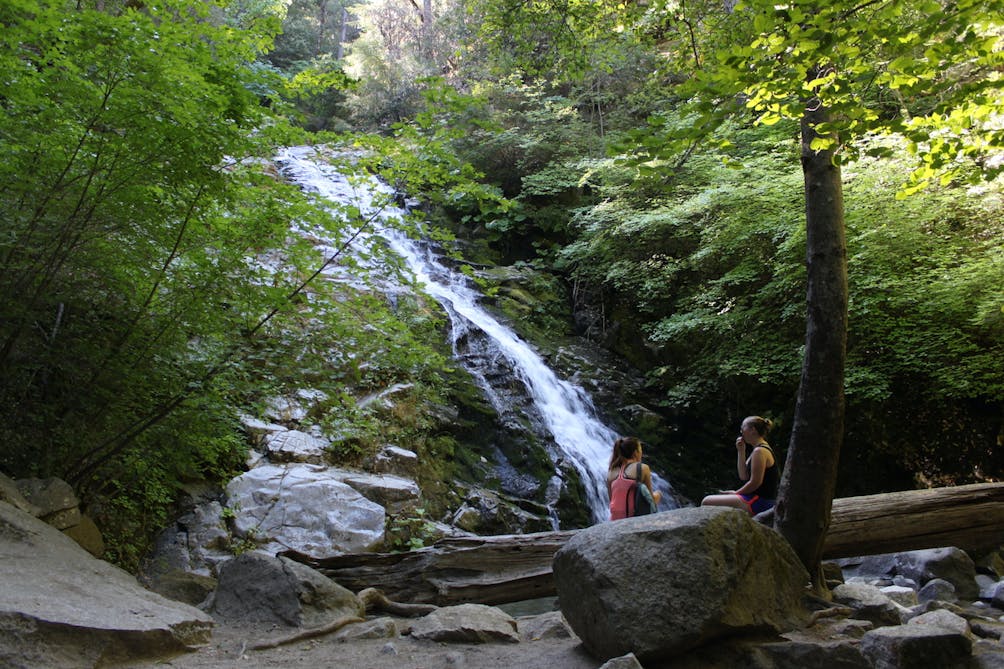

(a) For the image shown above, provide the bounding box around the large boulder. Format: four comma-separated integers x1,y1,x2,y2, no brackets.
211,552,363,627
0,501,213,668
225,463,385,556
552,507,810,662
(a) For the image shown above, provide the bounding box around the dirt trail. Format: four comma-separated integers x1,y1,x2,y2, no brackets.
125,615,600,669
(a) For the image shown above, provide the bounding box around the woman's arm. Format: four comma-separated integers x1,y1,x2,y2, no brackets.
736,437,750,481
735,448,767,495
642,465,663,504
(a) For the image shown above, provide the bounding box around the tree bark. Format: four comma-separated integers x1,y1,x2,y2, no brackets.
773,64,849,585
281,483,1004,606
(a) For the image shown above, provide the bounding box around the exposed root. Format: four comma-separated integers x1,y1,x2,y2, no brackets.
250,614,365,650
807,606,854,626
249,588,436,650
357,587,438,617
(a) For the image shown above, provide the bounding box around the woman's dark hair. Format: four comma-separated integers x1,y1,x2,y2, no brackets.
742,416,773,437
609,436,642,469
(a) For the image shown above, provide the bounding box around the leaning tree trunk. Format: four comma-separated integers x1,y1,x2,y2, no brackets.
773,65,849,587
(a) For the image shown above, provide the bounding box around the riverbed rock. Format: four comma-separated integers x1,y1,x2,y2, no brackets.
211,552,364,627
0,501,213,668
225,463,385,556
409,603,520,643
839,547,979,602
832,583,907,626
859,622,973,669
552,506,809,662
897,547,979,601
919,578,959,604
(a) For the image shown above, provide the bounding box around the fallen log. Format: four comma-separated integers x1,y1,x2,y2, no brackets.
823,481,1004,559
281,531,576,606
280,482,1004,606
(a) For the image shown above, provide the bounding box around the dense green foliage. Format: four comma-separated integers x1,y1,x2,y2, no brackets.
0,0,471,567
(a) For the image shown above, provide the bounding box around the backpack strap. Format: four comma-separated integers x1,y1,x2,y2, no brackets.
635,461,644,482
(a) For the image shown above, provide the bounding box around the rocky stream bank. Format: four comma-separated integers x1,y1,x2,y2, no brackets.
4,469,1004,669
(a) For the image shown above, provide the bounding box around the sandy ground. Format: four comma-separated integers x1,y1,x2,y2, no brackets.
127,609,601,669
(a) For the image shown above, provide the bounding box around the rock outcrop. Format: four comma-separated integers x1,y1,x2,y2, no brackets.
225,463,386,556
0,501,213,669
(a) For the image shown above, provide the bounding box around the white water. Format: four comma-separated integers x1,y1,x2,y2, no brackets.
277,146,672,523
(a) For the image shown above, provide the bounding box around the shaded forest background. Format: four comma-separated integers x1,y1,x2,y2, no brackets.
1,0,1001,569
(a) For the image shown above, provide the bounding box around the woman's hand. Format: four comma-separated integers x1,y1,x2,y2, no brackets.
735,436,746,451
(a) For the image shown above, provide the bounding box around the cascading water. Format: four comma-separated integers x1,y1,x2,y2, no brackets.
277,145,675,524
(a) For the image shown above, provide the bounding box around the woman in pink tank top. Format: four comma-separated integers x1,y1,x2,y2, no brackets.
607,436,662,520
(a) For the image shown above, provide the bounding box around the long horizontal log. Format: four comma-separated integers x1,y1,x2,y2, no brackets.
823,481,1004,559
280,482,1004,606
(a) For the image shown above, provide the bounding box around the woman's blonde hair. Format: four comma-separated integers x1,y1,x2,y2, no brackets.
742,416,773,437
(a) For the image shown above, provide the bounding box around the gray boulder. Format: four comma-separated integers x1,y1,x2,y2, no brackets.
860,623,972,669
225,463,385,556
0,472,41,516
896,547,978,601
919,577,958,604
907,609,972,638
61,513,105,557
552,506,809,662
142,500,232,580
369,444,420,477
15,477,80,529
238,414,287,449
598,653,644,669
211,552,363,627
832,582,907,626
518,610,573,641
992,581,1004,609
409,603,520,643
0,501,213,669
881,584,919,608
262,429,331,465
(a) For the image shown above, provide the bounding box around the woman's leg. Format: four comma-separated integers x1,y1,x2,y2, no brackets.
701,493,749,511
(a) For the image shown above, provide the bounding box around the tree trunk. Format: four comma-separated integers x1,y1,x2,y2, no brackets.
773,64,849,586
336,8,349,60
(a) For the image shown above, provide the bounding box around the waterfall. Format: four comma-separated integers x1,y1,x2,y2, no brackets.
277,146,674,524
